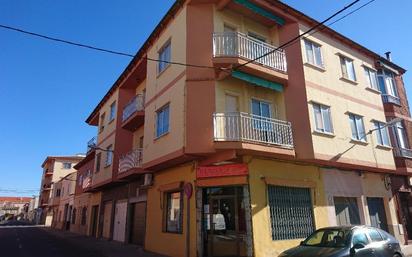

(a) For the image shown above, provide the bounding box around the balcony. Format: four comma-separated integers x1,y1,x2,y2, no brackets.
87,137,96,153
213,32,287,76
382,94,401,105
82,176,92,191
213,112,294,149
118,149,143,177
122,94,145,131
394,147,412,159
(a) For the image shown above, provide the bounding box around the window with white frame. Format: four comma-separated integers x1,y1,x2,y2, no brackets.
378,69,398,97
312,103,333,134
364,67,379,91
373,121,390,146
156,104,170,138
105,145,113,166
394,121,409,149
304,39,323,68
348,113,366,141
340,56,356,81
109,101,116,121
62,162,72,169
158,41,171,74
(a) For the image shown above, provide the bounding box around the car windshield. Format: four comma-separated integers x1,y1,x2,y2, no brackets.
302,228,351,248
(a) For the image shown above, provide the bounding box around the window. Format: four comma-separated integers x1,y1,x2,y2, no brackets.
225,94,239,113
373,121,390,146
62,162,72,169
302,228,351,247
352,230,369,246
109,101,116,121
81,207,87,226
165,191,183,233
394,121,409,149
348,113,366,142
56,189,61,197
156,105,170,138
99,113,106,133
268,185,315,240
139,136,144,149
378,69,398,97
364,67,379,91
71,208,77,224
304,39,323,68
158,41,171,73
334,197,360,225
251,99,271,118
105,145,113,166
248,32,266,43
340,56,356,81
367,229,383,242
95,152,102,172
312,103,333,133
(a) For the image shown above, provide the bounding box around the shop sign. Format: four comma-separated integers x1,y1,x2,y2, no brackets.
197,164,248,179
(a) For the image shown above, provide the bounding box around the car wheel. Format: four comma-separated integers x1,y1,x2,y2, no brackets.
393,254,401,257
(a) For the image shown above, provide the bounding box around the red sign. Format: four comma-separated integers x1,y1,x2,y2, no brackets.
197,164,248,179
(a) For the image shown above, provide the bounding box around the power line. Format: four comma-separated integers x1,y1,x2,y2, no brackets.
234,0,362,70
0,24,222,71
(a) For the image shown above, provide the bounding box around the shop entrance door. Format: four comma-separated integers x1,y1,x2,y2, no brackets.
204,187,247,257
400,193,412,240
367,197,388,232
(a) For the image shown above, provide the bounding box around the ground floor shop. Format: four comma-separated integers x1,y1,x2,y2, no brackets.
143,158,405,257
392,175,412,244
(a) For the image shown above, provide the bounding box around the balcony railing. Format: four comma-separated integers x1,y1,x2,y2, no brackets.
118,149,143,174
87,137,96,153
213,112,293,148
82,176,92,190
382,94,401,105
394,147,412,159
213,32,287,73
122,94,145,122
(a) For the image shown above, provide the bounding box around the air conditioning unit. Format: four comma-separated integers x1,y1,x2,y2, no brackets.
143,174,153,186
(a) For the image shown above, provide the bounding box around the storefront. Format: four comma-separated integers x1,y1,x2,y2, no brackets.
391,175,412,244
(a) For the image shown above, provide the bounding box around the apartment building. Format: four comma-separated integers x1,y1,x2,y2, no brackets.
38,155,83,226
79,1,410,257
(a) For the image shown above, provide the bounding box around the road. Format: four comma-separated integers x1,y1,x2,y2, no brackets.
0,221,102,257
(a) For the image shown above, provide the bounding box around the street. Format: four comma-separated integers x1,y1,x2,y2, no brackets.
0,221,165,257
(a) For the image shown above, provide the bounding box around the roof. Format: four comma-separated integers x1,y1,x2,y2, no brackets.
0,197,32,203
73,149,96,170
41,155,85,168
85,0,406,121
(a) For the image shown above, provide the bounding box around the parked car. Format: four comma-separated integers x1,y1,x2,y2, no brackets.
278,226,404,257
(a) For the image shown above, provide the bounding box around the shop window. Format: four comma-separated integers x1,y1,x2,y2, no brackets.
268,185,315,240
164,191,183,233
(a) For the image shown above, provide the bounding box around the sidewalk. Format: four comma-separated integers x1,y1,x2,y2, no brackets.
42,228,168,257
402,245,412,257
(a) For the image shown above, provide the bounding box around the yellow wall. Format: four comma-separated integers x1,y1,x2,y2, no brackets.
248,158,328,257
145,163,197,257
214,8,279,46
143,6,187,164
216,77,286,120
300,24,395,169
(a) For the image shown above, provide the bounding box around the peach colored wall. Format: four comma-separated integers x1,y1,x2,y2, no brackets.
216,77,286,120
143,5,187,164
300,24,396,169
214,8,279,46
132,126,144,150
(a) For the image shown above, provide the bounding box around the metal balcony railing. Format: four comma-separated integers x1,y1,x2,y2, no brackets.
394,147,412,159
382,94,401,105
122,94,145,122
87,137,96,153
213,112,294,148
118,149,143,174
213,32,287,73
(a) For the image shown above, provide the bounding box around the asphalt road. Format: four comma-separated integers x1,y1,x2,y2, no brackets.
0,222,102,257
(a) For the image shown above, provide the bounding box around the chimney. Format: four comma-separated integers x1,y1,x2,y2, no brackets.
385,51,392,61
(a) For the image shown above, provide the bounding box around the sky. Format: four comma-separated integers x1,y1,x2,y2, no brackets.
0,0,411,197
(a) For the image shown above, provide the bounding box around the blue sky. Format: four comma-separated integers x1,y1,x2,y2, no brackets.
0,0,410,196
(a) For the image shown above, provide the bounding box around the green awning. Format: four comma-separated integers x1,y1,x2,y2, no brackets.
233,0,285,26
232,71,283,92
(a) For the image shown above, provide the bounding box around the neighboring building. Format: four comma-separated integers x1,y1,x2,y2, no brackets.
38,155,84,226
0,197,31,220
52,172,77,231
27,196,40,223
53,1,410,257
70,138,97,236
